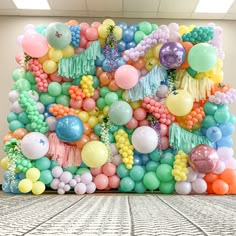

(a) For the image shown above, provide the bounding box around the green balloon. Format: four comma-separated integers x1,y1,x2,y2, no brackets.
202,115,217,128
125,128,134,135
104,92,119,105
152,24,158,30
24,71,35,84
25,124,33,132
145,161,159,172
92,76,99,88
94,124,102,136
129,165,145,182
7,112,18,123
134,181,147,193
149,149,161,162
156,164,173,182
160,152,175,166
9,120,24,132
134,31,145,44
115,89,124,98
35,157,51,171
39,170,53,184
188,43,217,72
229,114,236,124
76,168,90,175
72,78,81,85
12,69,21,82
100,86,110,97
48,82,62,97
46,22,71,49
214,109,230,123
50,160,59,169
15,79,31,92
56,94,70,106
138,21,152,35
63,165,78,174
18,112,30,124
62,82,72,95
40,93,56,105
204,102,218,115
108,101,132,125
143,172,160,190
117,163,130,178
96,97,106,110
120,177,135,192
159,180,175,194
109,124,119,133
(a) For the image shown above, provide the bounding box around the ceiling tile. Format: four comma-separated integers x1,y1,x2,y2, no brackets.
228,1,236,13
123,0,159,12
159,0,198,13
191,13,225,19
52,10,88,17
0,0,17,9
157,12,191,18
123,11,157,18
87,11,122,17
86,0,122,11
48,0,87,11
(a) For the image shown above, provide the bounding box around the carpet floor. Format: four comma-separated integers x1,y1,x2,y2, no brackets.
0,192,236,236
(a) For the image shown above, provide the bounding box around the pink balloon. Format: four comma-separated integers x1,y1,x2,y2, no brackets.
160,136,169,150
91,21,101,29
80,22,90,36
102,163,116,177
15,52,24,64
86,41,93,49
139,119,149,126
125,117,138,129
79,36,88,48
70,99,82,109
114,65,139,89
50,73,63,82
160,124,168,136
75,47,85,54
133,108,147,121
92,89,100,100
85,27,98,41
94,174,109,190
22,32,48,57
90,167,102,176
82,98,96,111
109,175,120,188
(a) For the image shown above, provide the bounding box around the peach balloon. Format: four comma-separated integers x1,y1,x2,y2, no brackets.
90,167,102,176
3,133,14,143
99,72,112,85
94,174,109,190
70,99,82,109
125,117,138,129
134,108,147,121
109,175,120,189
13,128,28,139
89,133,100,141
75,135,90,149
96,67,103,77
82,98,96,111
132,57,145,70
102,163,116,177
108,80,120,91
139,119,149,126
92,89,100,100
83,123,92,135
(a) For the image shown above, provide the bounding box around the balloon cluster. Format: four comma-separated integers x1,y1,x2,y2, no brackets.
2,170,23,194
69,85,85,101
209,88,236,105
49,104,77,119
185,106,205,130
172,150,189,182
16,156,34,173
80,75,95,97
182,26,214,43
69,25,81,48
114,129,134,169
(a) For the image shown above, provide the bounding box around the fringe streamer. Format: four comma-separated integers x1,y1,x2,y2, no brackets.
125,66,167,101
48,133,81,167
169,123,212,153
58,40,101,79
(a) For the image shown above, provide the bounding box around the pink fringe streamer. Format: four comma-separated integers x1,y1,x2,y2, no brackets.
48,133,81,167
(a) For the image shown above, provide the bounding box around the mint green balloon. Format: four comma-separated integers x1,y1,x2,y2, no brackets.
48,82,62,97
134,181,147,193
149,149,161,162
159,180,175,194
143,172,160,190
92,76,99,88
94,124,102,136
104,92,118,105
204,102,218,115
115,89,124,98
18,112,30,124
7,112,18,123
117,163,130,178
9,120,24,132
24,71,36,84
46,22,71,49
12,69,21,81
229,114,236,124
15,79,31,92
100,86,110,97
56,94,70,106
120,177,135,192
96,97,106,109
156,164,173,182
39,170,53,184
202,115,217,128
160,152,175,166
35,157,51,171
63,165,78,174
129,165,145,182
146,161,159,172
40,93,56,105
50,160,59,169
152,24,158,30
138,22,152,35
186,67,197,77
62,82,72,95
188,43,217,72
134,31,145,44
76,167,90,175
214,109,230,123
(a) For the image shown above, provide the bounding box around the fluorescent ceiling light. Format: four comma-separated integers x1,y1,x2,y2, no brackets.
12,0,50,10
195,0,234,13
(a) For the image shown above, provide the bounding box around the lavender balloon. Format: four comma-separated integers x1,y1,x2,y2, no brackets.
80,172,93,184
86,182,96,194
74,183,86,194
159,42,186,69
52,166,63,178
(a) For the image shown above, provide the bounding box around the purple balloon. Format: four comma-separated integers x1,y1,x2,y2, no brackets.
50,178,60,190
159,42,186,69
60,171,73,184
63,184,71,192
80,172,93,184
86,182,96,194
52,166,63,178
74,183,86,194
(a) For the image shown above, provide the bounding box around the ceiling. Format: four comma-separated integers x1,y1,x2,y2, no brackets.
0,0,236,20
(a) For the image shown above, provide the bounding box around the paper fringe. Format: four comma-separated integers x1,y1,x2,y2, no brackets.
176,70,214,102
48,133,81,167
58,40,101,79
169,123,212,152
125,66,167,101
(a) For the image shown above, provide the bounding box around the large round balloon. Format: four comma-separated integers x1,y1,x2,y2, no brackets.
55,116,84,142
114,65,139,89
188,43,217,72
132,126,158,154
108,101,132,125
166,89,193,116
22,32,48,57
159,42,186,69
21,132,49,160
81,141,108,168
46,22,71,49
189,144,219,173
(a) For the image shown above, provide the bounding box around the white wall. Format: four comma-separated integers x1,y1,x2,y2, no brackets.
0,16,236,183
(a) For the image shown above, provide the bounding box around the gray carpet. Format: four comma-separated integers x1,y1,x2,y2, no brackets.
0,193,236,236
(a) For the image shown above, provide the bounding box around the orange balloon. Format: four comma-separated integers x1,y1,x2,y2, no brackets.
228,184,236,194
13,128,28,139
3,133,13,143
89,133,100,141
132,57,145,70
179,42,193,69
204,173,219,184
220,168,236,185
83,123,91,135
75,135,90,149
99,72,112,85
108,80,120,91
212,179,229,195
96,67,103,77
206,183,214,194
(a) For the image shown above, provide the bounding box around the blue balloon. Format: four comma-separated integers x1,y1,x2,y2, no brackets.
116,57,126,67
117,21,128,30
2,182,11,193
129,24,138,31
56,116,84,142
219,122,235,136
133,154,143,166
216,136,233,148
123,29,135,43
95,53,105,66
102,59,114,72
141,154,150,165
206,126,222,142
126,41,136,49
118,41,126,52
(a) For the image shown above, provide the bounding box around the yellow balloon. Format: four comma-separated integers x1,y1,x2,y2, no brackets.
38,53,49,64
166,89,193,116
98,114,105,123
32,181,45,195
48,48,63,62
145,57,158,71
103,106,110,116
153,44,163,58
144,48,154,59
62,45,75,58
26,168,40,182
114,26,123,40
0,157,8,170
98,37,105,48
98,25,108,39
194,72,206,80
88,108,100,116
88,116,99,128
79,111,89,122
130,101,141,109
178,25,189,35
18,179,33,193
81,141,108,168
103,19,115,26
43,60,58,74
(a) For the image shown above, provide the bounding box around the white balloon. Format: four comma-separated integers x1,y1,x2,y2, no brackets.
46,116,57,131
20,132,49,159
8,90,19,103
37,102,45,113
132,126,158,154
28,90,39,101
186,167,197,182
11,101,24,113
213,160,225,174
112,154,122,166
191,178,207,194
175,182,191,195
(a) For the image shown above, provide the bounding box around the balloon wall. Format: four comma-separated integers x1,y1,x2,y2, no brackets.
1,19,236,195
